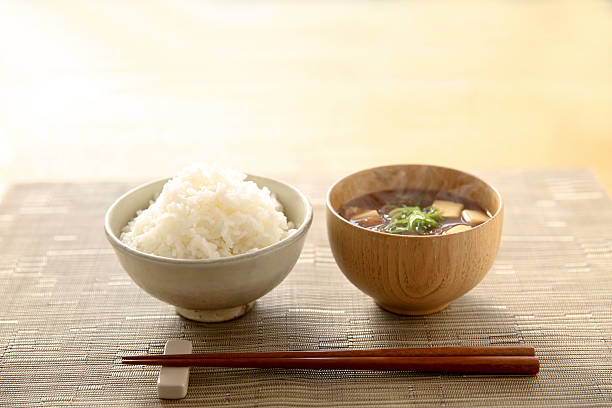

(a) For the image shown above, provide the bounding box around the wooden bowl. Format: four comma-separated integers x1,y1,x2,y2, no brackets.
326,164,503,315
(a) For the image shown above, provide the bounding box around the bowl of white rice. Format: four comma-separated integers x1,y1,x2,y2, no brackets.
104,164,312,322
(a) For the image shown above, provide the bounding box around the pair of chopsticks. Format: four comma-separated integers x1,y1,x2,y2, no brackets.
122,346,539,374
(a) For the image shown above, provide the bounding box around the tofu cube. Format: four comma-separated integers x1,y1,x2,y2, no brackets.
461,209,490,225
359,217,382,227
432,200,464,218
445,225,472,235
351,210,381,227
343,206,368,219
351,209,379,220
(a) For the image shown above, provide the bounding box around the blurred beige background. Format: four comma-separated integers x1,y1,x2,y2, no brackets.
1,1,611,189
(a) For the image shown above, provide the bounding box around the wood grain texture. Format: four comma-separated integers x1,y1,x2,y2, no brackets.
327,164,503,315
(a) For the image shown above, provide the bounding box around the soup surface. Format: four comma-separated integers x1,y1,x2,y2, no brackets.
338,189,491,236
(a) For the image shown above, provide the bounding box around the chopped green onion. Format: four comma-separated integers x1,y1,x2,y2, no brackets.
380,205,443,235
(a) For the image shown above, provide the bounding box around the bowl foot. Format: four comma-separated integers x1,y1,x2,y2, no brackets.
376,301,450,316
176,302,255,323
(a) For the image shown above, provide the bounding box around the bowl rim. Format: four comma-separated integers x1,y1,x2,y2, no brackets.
104,174,313,265
325,163,503,238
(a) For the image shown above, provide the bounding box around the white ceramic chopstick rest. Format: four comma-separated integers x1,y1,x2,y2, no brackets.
157,339,192,399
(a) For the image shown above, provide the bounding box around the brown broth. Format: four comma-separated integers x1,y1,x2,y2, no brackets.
338,189,490,236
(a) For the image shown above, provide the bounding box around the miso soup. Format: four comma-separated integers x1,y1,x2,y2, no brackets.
338,189,491,236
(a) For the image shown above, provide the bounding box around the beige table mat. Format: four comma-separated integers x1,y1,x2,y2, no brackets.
0,169,611,407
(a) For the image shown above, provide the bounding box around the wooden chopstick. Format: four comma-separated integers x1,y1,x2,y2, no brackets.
122,345,534,361
121,346,539,375
122,356,539,374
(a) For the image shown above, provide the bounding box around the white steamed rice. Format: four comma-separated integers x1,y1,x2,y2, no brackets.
120,164,295,260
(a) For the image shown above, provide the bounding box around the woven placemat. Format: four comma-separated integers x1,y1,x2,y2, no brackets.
0,169,611,407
